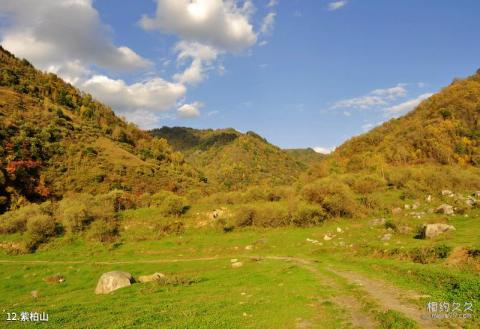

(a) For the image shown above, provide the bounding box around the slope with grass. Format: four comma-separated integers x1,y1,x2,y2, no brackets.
151,127,306,190
0,46,202,212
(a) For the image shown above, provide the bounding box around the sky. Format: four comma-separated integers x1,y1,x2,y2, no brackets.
1,0,480,153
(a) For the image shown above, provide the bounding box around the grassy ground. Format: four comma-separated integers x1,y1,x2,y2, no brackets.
1,208,479,328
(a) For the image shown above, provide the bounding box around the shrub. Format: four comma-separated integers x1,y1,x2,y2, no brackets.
25,214,56,251
384,219,397,230
251,203,290,228
235,206,256,227
56,196,93,233
345,174,386,194
150,191,188,217
87,220,118,243
0,203,44,234
156,221,185,235
291,202,327,227
302,177,361,218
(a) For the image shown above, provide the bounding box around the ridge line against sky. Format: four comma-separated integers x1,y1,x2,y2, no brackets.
1,0,479,152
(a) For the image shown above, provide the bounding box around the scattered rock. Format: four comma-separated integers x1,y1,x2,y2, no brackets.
412,202,420,210
404,204,411,210
473,191,480,198
231,262,243,268
369,218,386,226
230,258,238,263
396,225,412,235
336,227,343,233
435,204,454,215
442,190,454,197
244,245,253,251
420,223,456,239
392,208,402,216
323,234,334,241
306,238,321,244
31,290,39,299
138,272,166,283
381,234,392,241
94,271,134,294
426,195,432,203
465,197,476,208
43,274,65,284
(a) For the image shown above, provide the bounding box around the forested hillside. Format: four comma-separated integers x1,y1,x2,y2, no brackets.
333,71,480,169
151,127,307,190
0,46,201,213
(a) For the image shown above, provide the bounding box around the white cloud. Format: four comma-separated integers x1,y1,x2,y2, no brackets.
123,110,161,129
139,0,257,52
82,75,186,113
177,102,203,118
328,1,348,11
260,12,276,35
173,41,221,85
267,0,279,8
313,147,332,154
383,93,433,118
0,0,151,73
332,83,408,109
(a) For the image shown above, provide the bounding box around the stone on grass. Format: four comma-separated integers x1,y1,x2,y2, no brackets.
31,290,39,299
138,272,166,283
442,190,454,197
381,234,392,241
420,223,455,239
435,204,454,215
369,218,386,226
231,262,243,268
95,271,134,295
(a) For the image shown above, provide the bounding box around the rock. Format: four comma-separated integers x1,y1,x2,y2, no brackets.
244,245,253,251
435,204,454,215
442,190,454,197
392,207,402,216
138,272,165,283
420,223,456,239
404,204,411,210
474,191,480,198
31,290,39,299
426,195,432,203
95,271,134,294
336,227,343,233
323,234,334,241
230,258,238,263
412,202,420,210
231,262,243,268
381,234,392,241
369,218,386,226
466,197,476,207
43,274,65,284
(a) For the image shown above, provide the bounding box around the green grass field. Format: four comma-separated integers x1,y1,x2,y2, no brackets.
1,207,479,328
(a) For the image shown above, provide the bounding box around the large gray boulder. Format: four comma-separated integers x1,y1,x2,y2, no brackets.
95,271,134,294
420,223,455,239
435,204,454,215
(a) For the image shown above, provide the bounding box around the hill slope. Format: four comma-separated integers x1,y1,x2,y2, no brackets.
0,46,200,212
151,127,307,190
333,71,480,169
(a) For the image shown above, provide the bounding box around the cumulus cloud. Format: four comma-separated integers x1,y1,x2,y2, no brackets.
177,102,203,118
0,0,151,74
383,93,433,118
82,75,186,113
260,12,276,35
267,0,279,8
173,41,221,85
314,147,333,154
139,0,257,52
332,83,407,109
328,1,348,11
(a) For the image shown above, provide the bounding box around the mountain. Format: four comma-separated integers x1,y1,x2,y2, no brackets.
333,71,480,169
285,148,326,166
0,46,201,213
151,127,307,190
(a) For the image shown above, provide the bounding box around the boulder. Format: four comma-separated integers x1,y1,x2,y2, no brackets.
466,197,476,208
369,218,386,226
95,271,134,294
381,234,392,241
231,262,243,268
441,190,454,197
420,223,455,239
426,195,432,203
138,272,165,283
435,204,454,215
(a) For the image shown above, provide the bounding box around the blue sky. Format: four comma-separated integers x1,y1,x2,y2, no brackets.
1,1,480,152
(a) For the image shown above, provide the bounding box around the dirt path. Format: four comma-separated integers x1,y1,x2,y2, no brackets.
0,255,447,328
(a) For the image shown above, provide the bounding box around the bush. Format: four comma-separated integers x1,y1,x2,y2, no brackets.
150,191,189,217
302,177,361,218
235,206,256,227
156,221,185,235
0,203,44,234
25,214,56,251
56,196,93,233
291,202,327,227
345,174,386,194
87,220,118,243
